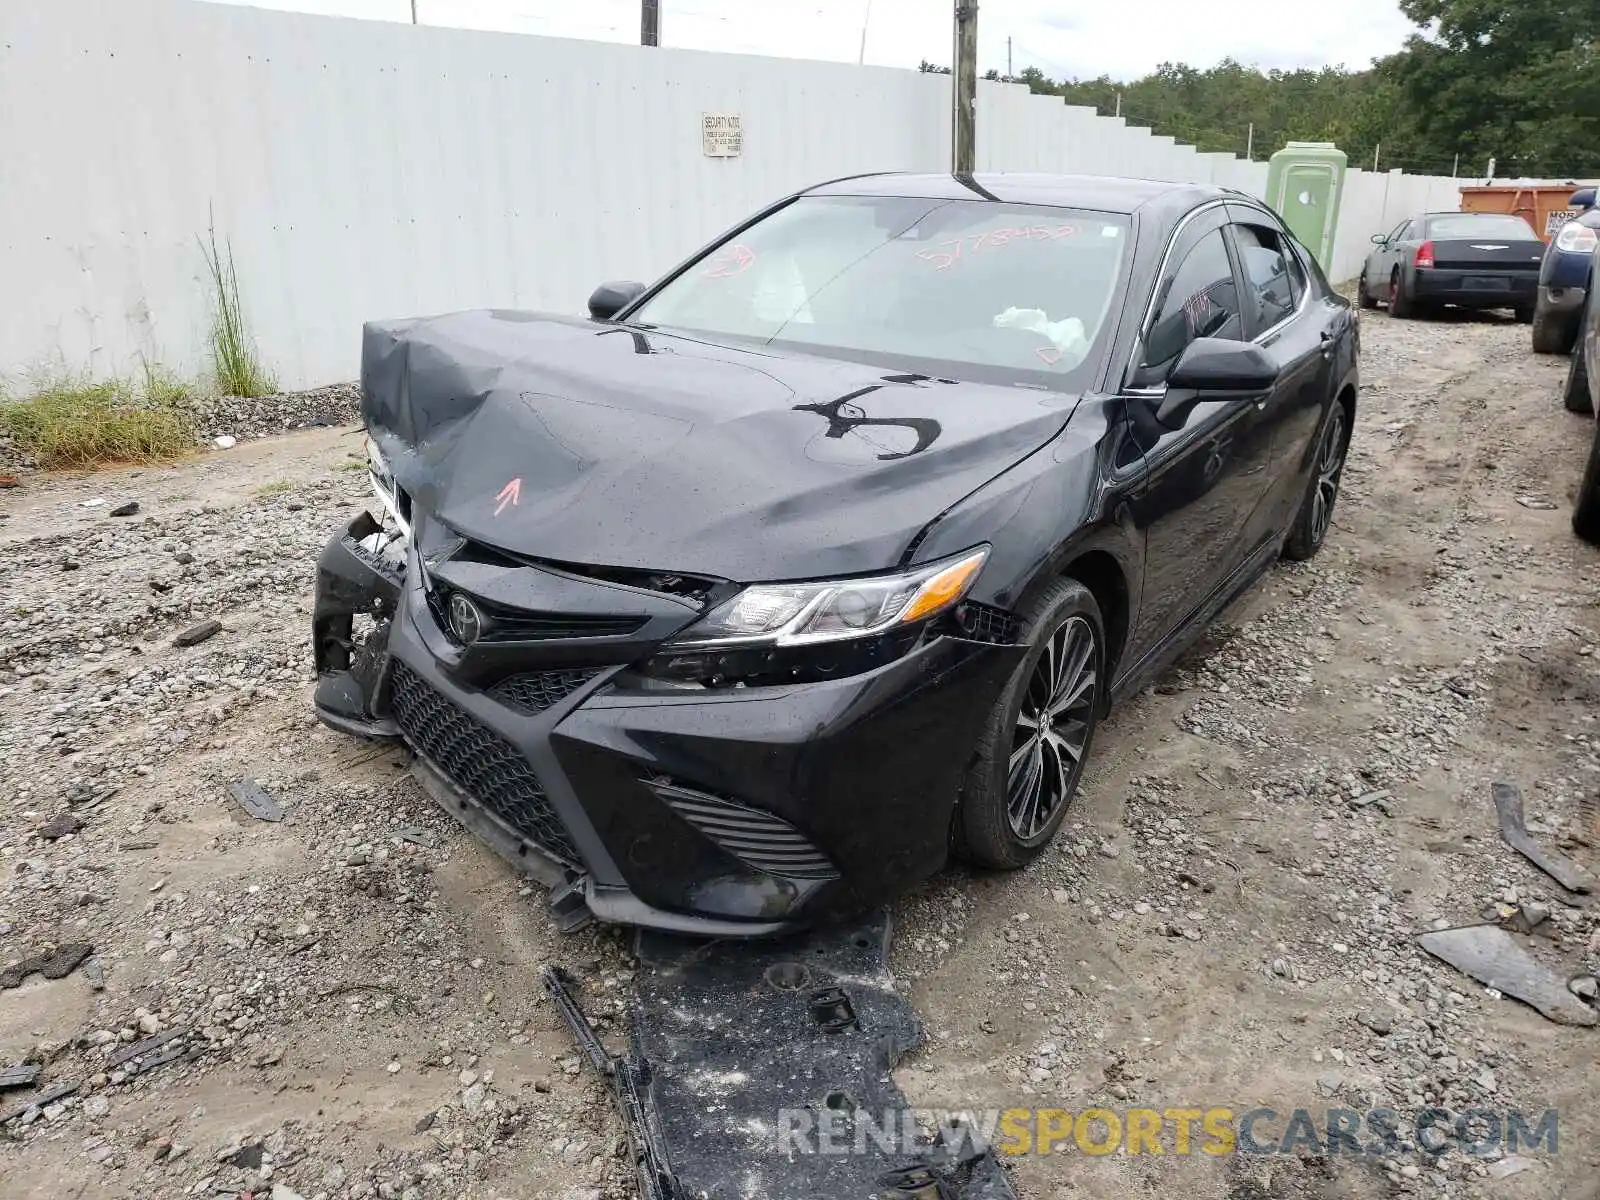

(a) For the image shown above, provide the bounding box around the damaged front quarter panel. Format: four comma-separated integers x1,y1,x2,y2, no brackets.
312,509,405,738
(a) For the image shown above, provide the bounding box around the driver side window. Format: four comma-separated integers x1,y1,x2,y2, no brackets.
1138,228,1244,381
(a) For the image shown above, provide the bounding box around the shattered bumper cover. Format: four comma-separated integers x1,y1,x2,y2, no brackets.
311,512,1024,937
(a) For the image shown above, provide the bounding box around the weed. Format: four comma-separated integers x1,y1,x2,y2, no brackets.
199,220,275,398
0,375,196,470
139,356,193,407
255,478,294,497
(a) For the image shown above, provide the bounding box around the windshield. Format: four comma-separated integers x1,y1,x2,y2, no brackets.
629,195,1132,388
1426,213,1538,240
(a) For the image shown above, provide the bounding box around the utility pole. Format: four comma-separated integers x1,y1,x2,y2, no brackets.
1114,91,1121,118
953,1,977,173
1006,36,1012,78
858,0,872,65
1486,156,1496,183
1246,123,1253,160
1451,153,1459,178
641,0,660,46
1372,143,1380,172
409,0,417,22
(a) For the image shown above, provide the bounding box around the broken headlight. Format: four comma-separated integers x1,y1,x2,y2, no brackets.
641,547,988,686
365,434,412,540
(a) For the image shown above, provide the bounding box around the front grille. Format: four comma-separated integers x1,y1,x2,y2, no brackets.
426,586,646,643
490,668,600,716
388,661,581,866
646,776,839,879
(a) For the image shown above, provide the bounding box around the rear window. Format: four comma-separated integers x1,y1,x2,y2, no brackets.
1426,213,1539,240
630,195,1132,389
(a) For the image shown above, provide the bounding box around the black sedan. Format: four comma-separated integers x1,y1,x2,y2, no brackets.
1358,210,1545,320
312,173,1359,936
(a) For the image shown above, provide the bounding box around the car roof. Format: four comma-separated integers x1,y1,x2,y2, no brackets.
802,171,1233,218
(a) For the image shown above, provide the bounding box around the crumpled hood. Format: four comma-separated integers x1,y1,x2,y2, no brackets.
361,310,1080,581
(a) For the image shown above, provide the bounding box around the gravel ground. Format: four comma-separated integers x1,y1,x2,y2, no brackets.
2,311,1599,1200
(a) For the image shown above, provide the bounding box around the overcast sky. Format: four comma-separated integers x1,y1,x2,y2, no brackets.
211,0,1418,82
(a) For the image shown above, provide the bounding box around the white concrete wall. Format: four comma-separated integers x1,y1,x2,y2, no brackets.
2,0,1463,391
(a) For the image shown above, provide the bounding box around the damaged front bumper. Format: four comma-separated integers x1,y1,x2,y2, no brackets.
311,511,1024,937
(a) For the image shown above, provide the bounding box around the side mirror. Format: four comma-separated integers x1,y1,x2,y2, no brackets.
1370,233,1388,245
588,281,646,321
1571,187,1596,211
1157,338,1280,426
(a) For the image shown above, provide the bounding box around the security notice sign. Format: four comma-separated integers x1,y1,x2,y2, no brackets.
703,113,742,158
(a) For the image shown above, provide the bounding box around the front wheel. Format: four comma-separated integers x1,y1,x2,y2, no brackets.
1283,404,1348,561
956,578,1104,870
1564,345,1594,414
1357,273,1377,310
1531,304,1576,354
1573,418,1600,545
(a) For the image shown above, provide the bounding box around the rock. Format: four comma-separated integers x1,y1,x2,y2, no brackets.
83,1095,110,1118
213,435,237,449
109,500,139,517
172,619,223,648
461,1082,486,1112
1569,976,1598,1001
1489,1155,1537,1180
1097,843,1120,859
37,812,85,840
271,1186,309,1200
1357,1009,1393,1035
1314,1071,1343,1097
414,1111,437,1133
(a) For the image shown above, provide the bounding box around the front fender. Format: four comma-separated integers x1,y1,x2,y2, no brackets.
904,394,1144,659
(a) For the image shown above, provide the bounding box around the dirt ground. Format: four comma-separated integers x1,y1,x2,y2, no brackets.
3,308,1599,1200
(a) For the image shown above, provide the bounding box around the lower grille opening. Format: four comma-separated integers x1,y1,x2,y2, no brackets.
645,775,839,879
955,600,1022,644
490,668,601,716
389,661,582,866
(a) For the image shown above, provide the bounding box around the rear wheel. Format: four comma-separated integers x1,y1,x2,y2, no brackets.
1357,272,1377,310
1563,344,1593,413
1531,303,1576,354
1283,404,1348,561
1389,268,1413,318
1573,418,1600,545
956,578,1104,870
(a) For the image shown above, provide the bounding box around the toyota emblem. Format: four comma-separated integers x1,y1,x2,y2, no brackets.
447,592,484,645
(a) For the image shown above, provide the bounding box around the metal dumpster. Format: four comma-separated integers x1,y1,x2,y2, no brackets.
1460,184,1598,242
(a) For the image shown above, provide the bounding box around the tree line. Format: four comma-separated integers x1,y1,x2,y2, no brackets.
921,0,1600,180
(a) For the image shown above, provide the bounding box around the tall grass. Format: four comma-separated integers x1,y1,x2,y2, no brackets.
0,373,196,469
199,221,276,398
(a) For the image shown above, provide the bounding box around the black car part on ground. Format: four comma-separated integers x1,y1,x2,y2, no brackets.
545,914,1018,1200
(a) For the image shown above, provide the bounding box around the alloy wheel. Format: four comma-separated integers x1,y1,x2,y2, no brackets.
1007,615,1097,840
1311,408,1346,544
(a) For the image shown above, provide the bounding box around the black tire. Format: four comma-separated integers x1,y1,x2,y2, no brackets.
1564,344,1594,413
1573,418,1600,545
1357,272,1377,310
1283,403,1349,561
956,578,1105,870
1531,303,1576,354
1389,268,1413,318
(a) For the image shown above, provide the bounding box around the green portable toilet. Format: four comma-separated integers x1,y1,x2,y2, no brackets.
1264,142,1348,271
